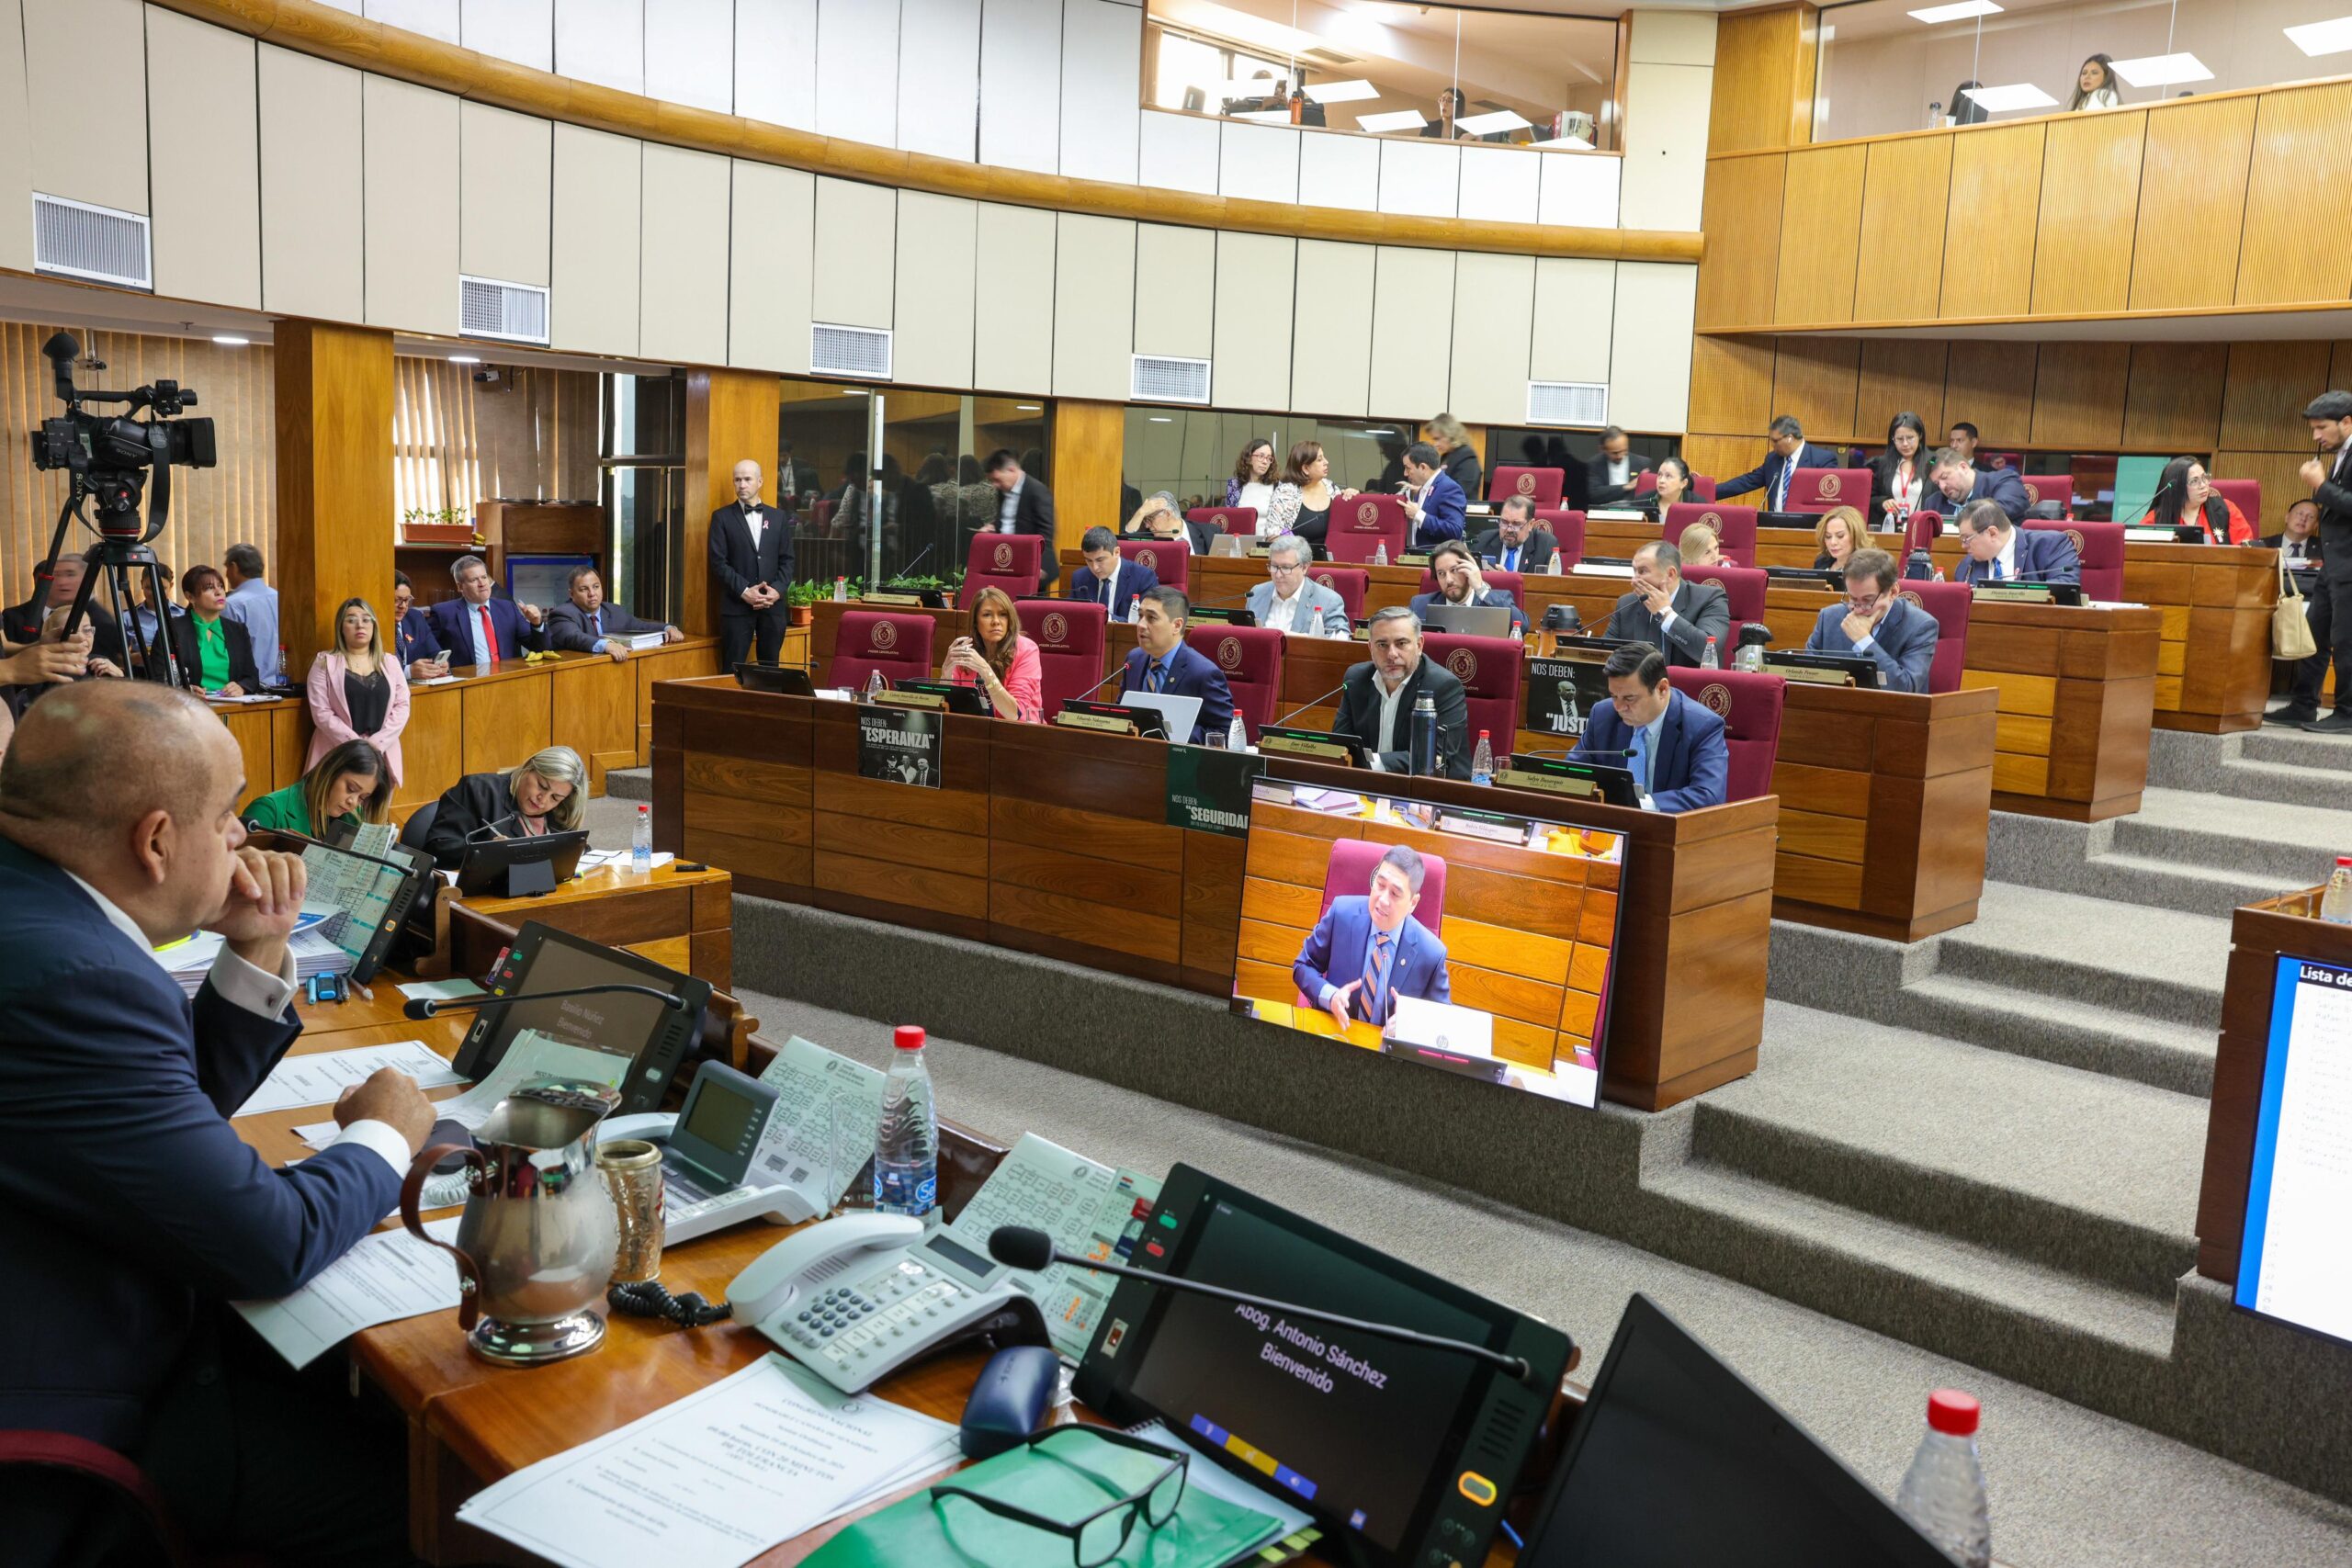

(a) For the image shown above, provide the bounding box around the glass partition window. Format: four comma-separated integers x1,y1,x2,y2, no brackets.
1143,0,1617,151
1817,0,2352,141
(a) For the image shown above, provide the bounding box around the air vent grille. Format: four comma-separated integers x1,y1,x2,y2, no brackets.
32,194,151,290
1527,380,1609,427
812,323,893,380
459,276,550,344
1132,355,1212,405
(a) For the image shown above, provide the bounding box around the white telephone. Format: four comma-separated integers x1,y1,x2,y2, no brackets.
726,1213,1049,1394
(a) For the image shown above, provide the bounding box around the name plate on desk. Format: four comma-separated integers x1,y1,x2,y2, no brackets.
1499,766,1595,796
873,689,946,711
858,592,924,608
1398,553,1430,568
1258,726,1360,763
1053,709,1137,736
1772,663,1855,685
1973,583,2056,604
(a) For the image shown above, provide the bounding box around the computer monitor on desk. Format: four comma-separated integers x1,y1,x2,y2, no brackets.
455,829,589,898
450,921,711,1116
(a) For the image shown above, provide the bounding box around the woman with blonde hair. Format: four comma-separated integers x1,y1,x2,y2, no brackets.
1425,412,1481,500
945,584,1042,722
1678,521,1723,569
306,595,409,783
1814,506,1866,571
423,744,587,869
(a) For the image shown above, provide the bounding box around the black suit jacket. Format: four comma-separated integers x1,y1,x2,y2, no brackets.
151,614,260,691
423,772,525,870
991,479,1059,586
1602,579,1734,667
2262,531,2324,568
2316,446,2352,551
1471,527,1558,574
545,599,667,653
1586,452,1655,509
708,502,796,618
1333,659,1473,779
1868,452,1931,515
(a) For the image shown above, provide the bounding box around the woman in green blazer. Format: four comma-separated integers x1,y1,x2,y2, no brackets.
242,739,393,838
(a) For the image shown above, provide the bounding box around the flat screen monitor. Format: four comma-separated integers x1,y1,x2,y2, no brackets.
1519,1293,1956,1567
455,827,589,897
1227,776,1625,1108
1074,1164,1571,1568
506,553,594,610
1419,603,1515,637
2233,955,2352,1347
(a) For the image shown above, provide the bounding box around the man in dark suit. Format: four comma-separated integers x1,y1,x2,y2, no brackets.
1951,500,2079,586
1805,547,1940,693
985,448,1057,590
390,569,447,679
546,565,682,661
1472,496,1558,574
708,457,794,669
1602,541,1732,667
1922,448,2030,524
1410,540,1529,636
1291,844,1451,1031
1947,422,1992,473
1399,441,1467,550
0,680,435,1564
1713,414,1839,511
2283,390,2352,730
1333,606,1472,778
426,552,547,666
1116,587,1232,744
1586,425,1656,509
2265,498,2329,724
1570,644,1728,811
1068,526,1157,620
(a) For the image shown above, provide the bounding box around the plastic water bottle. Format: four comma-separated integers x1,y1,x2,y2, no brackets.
832,575,848,604
1702,635,1721,669
2324,857,2352,923
1894,1390,1992,1568
1408,693,1438,775
873,1025,938,1217
1227,711,1249,752
1545,552,1562,576
1471,730,1494,785
1374,541,1389,567
864,668,886,702
630,804,651,874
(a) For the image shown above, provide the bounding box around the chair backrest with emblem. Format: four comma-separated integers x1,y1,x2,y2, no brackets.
1529,509,1586,569
1184,625,1284,739
1119,537,1189,594
1782,468,1871,515
1895,580,1973,694
1014,598,1107,719
1682,563,1766,627
1420,632,1523,758
1326,494,1410,564
825,611,937,692
1663,502,1759,567
1307,566,1367,626
1190,506,1258,537
2016,475,2071,520
1682,668,1784,803
958,532,1043,608
2023,519,2120,599
1487,466,1564,508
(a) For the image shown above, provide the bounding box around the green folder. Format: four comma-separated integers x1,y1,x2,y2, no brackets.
806,1433,1284,1568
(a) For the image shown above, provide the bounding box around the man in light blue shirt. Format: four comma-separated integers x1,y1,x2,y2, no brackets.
220,542,280,686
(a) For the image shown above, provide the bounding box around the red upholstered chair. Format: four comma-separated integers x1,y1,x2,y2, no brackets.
1186,624,1284,739
1664,502,1759,567
1294,840,1449,1009
1119,538,1189,594
0,1427,223,1568
1307,566,1367,625
1326,494,1410,563
1783,468,1871,515
1905,507,1946,551
2210,479,2261,527
1487,466,1565,509
1015,598,1108,719
2016,475,2072,519
811,497,838,533
1896,579,1973,695
1192,506,1258,536
1678,667,1784,804
957,532,1043,608
1632,470,1717,502
1415,568,1527,610
825,610,936,692
1684,563,1766,627
1532,509,1587,568
2027,520,2122,600
1421,633,1523,758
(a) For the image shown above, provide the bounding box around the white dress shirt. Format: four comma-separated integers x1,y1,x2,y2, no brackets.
1606,457,1630,487
997,479,1023,534
741,503,764,550
1366,669,1411,773
1263,583,1310,635
73,872,411,1177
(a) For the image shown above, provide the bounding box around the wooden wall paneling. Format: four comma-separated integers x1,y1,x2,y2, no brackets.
274,320,395,673
1854,339,1948,441
459,671,556,780
397,684,464,810
2235,83,2352,307
1770,337,1860,443
1687,335,1777,437
2030,112,2144,318
1772,143,1867,326
2214,451,2320,532
2335,341,2352,393
549,656,639,787
2221,342,2336,453
2030,342,2130,449
1694,153,1785,331
2120,344,2228,455
1048,400,1125,553
1939,124,2044,320
1706,4,1815,155
1681,435,1764,488
682,370,781,638
2129,96,2256,312
1942,341,2038,451
1851,135,1952,323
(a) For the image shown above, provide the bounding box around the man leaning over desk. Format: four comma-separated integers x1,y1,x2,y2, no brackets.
0,680,435,1566
1950,500,2078,587
1570,645,1727,812
1805,547,1939,694
1292,843,1451,1031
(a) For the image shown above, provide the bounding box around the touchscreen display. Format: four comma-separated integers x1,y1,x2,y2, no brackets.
1125,1200,1490,1551
492,938,675,1066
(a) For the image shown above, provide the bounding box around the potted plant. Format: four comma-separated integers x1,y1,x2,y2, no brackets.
786,579,821,626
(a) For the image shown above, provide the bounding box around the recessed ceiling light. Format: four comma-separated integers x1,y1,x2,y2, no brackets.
1957,82,2058,112
1908,1,2002,21
2286,17,2352,56
448,354,481,365
2109,52,2213,87
1149,416,1174,423
1357,109,1428,133
1304,78,1376,104
1016,404,1041,411
1457,109,1532,136
210,333,249,346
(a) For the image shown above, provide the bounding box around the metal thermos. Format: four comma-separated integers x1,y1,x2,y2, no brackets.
1409,693,1438,775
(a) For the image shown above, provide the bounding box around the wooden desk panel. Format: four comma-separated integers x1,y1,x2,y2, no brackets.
456,664,555,778
548,654,639,787
415,861,735,989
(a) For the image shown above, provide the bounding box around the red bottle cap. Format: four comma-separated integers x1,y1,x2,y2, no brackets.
893,1025,926,1051
1927,1389,1981,1436
1478,729,1490,739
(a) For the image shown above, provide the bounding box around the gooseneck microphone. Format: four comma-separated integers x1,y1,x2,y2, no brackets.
1268,682,1351,728
403,982,692,1021
987,1226,1538,1388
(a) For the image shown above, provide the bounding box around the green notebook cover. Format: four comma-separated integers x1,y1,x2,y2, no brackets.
806,1434,1283,1568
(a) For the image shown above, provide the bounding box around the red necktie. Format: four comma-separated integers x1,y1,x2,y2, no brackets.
479,605,496,662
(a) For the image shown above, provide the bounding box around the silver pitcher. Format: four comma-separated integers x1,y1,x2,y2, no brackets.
401,1079,622,1366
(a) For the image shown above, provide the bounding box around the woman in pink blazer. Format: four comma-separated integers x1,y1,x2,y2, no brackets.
306,596,411,783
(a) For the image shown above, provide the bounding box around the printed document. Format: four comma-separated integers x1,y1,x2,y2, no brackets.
432,1029,633,1131
941,1133,1162,1362
233,1040,464,1116
234,1217,462,1368
752,1034,886,1211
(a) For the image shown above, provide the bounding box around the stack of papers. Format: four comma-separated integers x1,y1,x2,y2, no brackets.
233,1040,466,1117
153,915,354,999
234,1217,464,1368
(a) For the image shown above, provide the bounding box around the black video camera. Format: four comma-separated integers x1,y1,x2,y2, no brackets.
29,333,215,536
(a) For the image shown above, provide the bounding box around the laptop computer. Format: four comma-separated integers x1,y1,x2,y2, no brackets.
1419,603,1516,637
1117,690,1204,744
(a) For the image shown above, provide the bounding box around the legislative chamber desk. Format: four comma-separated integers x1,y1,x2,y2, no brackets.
411,859,737,988
205,638,724,811
653,676,1774,1110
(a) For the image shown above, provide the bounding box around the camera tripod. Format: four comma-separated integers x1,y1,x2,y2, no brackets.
40,480,190,688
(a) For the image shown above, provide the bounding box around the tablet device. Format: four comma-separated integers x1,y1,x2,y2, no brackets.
451,921,711,1117
455,828,590,897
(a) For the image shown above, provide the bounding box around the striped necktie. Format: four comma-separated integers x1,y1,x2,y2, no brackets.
1146,659,1166,694
1363,931,1392,1022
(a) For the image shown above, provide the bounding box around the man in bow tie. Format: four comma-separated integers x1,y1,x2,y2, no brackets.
707,458,795,669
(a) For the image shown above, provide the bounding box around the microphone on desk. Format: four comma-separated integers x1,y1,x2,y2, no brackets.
1267,682,1351,728
987,1226,1539,1389
402,982,693,1021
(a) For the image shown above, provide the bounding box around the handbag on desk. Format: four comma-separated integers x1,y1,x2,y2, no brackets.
2275,554,2317,661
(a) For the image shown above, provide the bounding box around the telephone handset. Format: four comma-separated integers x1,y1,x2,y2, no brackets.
727,1213,1050,1393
